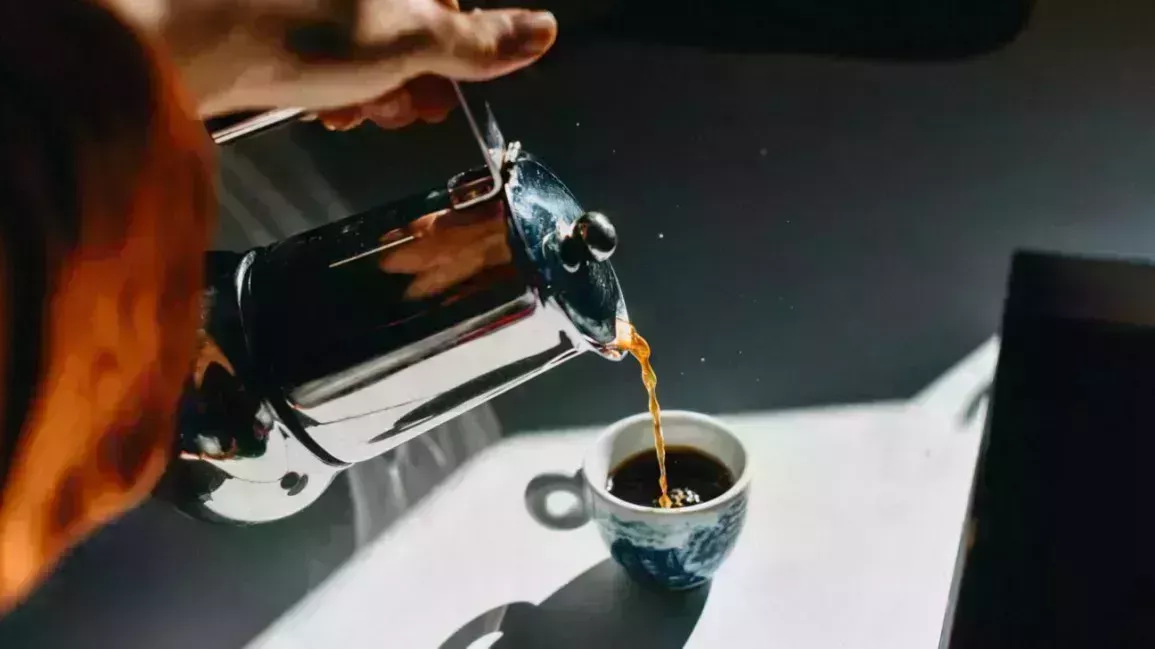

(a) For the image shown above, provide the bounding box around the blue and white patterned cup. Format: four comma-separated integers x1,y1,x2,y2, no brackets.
525,411,750,590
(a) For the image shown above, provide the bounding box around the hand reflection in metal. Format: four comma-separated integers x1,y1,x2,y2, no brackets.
378,199,514,300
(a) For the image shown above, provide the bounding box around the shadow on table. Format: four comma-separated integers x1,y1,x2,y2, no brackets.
439,559,710,649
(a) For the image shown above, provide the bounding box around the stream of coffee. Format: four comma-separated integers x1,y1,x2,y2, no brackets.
614,322,672,509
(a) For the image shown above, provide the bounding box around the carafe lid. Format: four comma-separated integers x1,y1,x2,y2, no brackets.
444,89,626,356
503,153,627,358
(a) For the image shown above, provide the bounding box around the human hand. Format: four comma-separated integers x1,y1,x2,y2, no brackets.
305,74,463,131
115,0,557,128
282,0,558,131
378,200,512,299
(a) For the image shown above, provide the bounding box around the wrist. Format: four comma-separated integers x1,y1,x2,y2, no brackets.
101,0,239,115
179,0,362,117
106,0,362,117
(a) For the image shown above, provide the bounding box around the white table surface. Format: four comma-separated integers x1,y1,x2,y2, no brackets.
248,339,1000,649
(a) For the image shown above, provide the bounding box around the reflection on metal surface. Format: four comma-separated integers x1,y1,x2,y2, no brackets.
210,108,304,145
159,253,344,522
328,234,414,268
209,82,506,212
160,153,629,523
162,418,340,524
377,202,514,300
242,154,626,466
504,158,627,356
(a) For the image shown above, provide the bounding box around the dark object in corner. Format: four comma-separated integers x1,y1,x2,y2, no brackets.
943,250,1155,648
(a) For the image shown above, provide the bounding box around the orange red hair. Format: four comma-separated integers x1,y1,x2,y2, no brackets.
0,0,214,609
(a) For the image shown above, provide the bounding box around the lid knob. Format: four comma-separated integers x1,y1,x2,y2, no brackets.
559,212,618,272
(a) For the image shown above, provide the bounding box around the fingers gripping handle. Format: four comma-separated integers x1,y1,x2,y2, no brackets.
206,83,505,211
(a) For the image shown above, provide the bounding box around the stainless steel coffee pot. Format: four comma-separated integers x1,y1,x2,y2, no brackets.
157,86,628,523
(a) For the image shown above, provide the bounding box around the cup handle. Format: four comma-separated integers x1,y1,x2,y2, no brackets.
524,470,590,530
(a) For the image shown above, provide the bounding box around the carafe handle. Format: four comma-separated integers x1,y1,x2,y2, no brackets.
207,81,506,210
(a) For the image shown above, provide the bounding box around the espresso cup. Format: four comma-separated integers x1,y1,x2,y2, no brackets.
525,411,750,590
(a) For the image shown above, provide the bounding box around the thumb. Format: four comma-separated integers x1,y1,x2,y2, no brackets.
420,8,557,81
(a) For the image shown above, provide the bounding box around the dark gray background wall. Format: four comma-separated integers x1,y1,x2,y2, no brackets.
5,0,1155,647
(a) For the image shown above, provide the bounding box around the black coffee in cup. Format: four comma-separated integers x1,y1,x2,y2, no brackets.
607,446,734,509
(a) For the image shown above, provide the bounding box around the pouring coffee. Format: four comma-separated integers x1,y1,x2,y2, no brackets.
159,91,632,523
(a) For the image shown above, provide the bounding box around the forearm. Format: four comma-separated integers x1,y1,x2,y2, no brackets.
102,0,353,117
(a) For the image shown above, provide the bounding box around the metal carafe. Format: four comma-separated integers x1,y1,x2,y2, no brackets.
157,86,628,523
